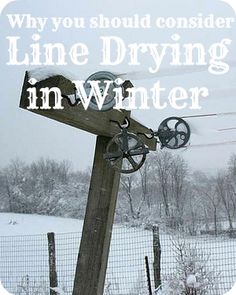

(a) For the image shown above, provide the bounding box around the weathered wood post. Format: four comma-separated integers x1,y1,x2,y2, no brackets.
72,136,121,295
145,256,153,295
153,225,161,290
47,232,58,295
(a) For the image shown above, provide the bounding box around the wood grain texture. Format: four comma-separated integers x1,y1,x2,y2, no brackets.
72,136,121,295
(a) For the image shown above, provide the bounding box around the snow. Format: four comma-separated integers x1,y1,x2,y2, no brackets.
186,274,197,288
0,281,13,295
224,283,236,295
0,213,154,294
28,67,77,82
0,213,84,236
0,213,236,295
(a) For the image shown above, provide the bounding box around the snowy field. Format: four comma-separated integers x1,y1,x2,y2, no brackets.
0,213,154,295
0,213,236,295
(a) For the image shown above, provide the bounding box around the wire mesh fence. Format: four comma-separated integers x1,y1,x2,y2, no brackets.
0,225,236,295
0,226,154,295
158,229,236,295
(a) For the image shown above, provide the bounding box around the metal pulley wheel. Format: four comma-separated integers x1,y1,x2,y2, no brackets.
157,117,190,149
104,130,149,174
84,71,129,111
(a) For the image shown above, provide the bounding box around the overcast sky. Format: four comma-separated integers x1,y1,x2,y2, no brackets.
0,0,235,173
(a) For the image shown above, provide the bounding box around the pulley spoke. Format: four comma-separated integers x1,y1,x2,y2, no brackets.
129,148,149,157
104,151,123,160
127,156,139,170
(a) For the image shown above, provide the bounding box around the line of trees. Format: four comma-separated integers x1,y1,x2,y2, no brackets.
117,152,236,235
0,153,235,235
0,158,90,219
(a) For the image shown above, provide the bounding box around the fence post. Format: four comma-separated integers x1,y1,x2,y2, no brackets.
47,232,58,295
145,256,153,295
153,225,161,290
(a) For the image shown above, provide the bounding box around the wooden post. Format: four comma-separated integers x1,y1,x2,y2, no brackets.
72,135,121,295
19,71,157,295
47,232,58,295
153,225,161,290
145,256,153,295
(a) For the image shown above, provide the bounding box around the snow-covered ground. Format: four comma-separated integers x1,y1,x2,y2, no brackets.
0,213,84,236
0,213,235,295
0,213,154,295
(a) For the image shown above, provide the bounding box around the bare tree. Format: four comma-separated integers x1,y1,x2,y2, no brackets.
150,151,173,219
192,171,220,236
149,151,189,229
227,154,236,216
2,159,27,212
169,155,189,228
215,171,235,236
139,160,152,210
120,174,137,220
